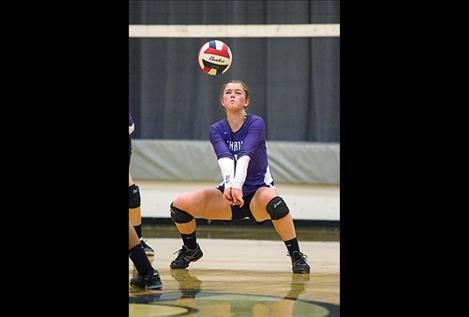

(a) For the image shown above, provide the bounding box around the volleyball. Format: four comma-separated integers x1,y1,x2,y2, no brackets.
197,40,232,76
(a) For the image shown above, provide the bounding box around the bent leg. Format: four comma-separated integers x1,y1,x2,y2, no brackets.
169,188,232,269
129,178,142,227
128,173,154,255
129,221,154,276
172,188,232,234
129,221,162,289
129,220,140,249
250,188,309,273
250,187,296,241
129,173,142,235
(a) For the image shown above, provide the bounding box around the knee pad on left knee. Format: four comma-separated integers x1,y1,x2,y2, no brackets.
266,197,289,220
129,184,141,209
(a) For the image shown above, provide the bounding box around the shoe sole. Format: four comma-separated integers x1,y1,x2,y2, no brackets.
130,281,163,290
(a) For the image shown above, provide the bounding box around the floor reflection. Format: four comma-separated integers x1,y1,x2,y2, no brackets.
129,269,339,317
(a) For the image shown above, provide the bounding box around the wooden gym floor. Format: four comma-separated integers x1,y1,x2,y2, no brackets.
129,238,340,317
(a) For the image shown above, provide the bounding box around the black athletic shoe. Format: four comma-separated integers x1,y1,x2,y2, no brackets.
170,244,203,269
290,251,310,274
130,270,163,290
140,238,155,258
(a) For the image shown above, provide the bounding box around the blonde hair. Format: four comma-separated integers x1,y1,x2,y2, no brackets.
219,80,250,102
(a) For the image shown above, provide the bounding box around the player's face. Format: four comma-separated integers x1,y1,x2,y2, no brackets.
222,83,249,111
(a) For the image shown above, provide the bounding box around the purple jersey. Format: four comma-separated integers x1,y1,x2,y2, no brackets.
129,112,135,135
209,114,274,195
129,112,134,127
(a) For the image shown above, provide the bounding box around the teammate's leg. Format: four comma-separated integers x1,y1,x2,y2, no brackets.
169,188,232,269
129,173,142,236
129,172,154,257
250,187,310,273
129,221,162,289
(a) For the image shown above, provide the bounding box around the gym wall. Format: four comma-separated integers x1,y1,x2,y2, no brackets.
129,0,340,184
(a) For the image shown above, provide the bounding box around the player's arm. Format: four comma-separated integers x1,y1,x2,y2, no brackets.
209,126,236,205
230,156,250,207
129,112,135,134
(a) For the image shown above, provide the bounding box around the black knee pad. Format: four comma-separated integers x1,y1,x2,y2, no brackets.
170,203,194,223
129,184,141,209
266,197,289,220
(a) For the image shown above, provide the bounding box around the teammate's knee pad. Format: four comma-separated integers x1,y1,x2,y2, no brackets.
129,184,141,209
170,203,194,223
266,196,289,220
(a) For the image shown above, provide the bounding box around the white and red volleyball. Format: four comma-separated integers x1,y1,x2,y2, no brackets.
197,40,232,76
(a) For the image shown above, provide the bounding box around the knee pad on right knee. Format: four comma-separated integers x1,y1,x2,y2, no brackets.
129,184,141,209
266,197,289,220
170,203,194,223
